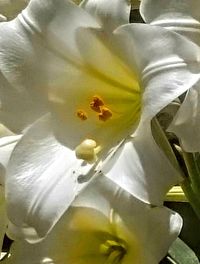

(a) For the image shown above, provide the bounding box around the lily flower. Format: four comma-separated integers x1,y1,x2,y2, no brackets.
5,176,182,264
140,0,200,152
1,0,200,238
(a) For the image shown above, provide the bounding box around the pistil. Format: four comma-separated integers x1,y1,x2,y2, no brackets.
75,139,101,162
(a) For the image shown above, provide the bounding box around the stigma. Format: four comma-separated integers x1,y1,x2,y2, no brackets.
75,139,101,162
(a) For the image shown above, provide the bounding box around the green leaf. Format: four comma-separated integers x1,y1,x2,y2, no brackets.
168,237,199,264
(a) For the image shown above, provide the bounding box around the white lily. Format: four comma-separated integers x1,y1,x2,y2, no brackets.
1,0,200,238
140,0,200,152
5,176,182,264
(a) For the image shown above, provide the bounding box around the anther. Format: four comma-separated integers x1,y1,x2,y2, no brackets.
76,110,88,121
90,96,104,112
99,107,112,121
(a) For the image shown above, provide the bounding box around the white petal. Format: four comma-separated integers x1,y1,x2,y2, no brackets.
23,0,100,61
0,135,21,185
80,0,131,32
6,176,182,264
113,23,200,119
6,114,94,239
7,221,41,243
140,0,200,23
101,123,182,206
0,135,21,167
140,0,200,45
112,198,182,263
139,1,200,153
168,84,200,152
0,134,20,256
0,20,48,132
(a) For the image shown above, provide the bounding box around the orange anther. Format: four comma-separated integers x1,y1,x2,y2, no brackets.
77,110,88,121
90,96,104,112
98,107,112,121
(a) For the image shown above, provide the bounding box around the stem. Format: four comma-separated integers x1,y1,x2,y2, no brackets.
181,150,200,196
152,117,200,220
181,179,200,220
151,118,182,173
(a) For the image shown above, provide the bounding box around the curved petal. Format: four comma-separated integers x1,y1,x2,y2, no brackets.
6,114,94,239
5,176,182,264
140,0,200,46
112,23,200,120
140,0,200,23
101,122,182,206
0,135,21,185
23,0,100,60
80,0,131,32
140,1,200,153
0,20,48,132
168,83,200,152
0,134,22,255
7,221,41,243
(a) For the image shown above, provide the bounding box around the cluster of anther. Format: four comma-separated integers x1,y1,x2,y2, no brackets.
76,95,112,122
100,239,127,264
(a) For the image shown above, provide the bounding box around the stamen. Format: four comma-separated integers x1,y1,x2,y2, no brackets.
100,239,127,264
90,96,104,112
77,110,88,121
75,139,98,162
99,107,112,121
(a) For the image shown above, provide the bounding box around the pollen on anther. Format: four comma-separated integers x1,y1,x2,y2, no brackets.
77,110,88,121
90,96,104,112
99,107,112,121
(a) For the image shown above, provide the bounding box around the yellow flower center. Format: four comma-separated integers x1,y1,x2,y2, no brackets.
76,95,113,123
48,34,142,162
49,207,143,263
